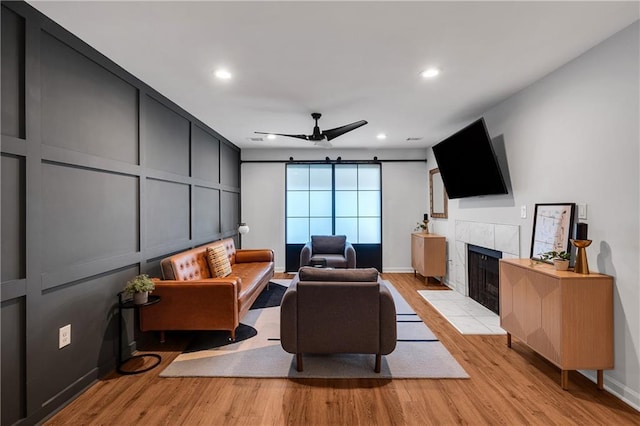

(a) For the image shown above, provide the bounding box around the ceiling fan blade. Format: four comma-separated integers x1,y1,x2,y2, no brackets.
322,120,368,141
255,132,309,141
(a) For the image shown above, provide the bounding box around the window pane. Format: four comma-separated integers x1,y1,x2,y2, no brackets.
358,164,380,190
335,191,357,217
286,164,309,190
335,165,357,190
310,218,332,236
287,218,309,243
309,191,332,217
359,218,381,243
309,165,332,190
359,191,381,217
287,191,309,217
286,163,381,250
335,218,357,242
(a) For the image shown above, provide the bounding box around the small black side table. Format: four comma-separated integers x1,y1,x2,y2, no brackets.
117,292,162,375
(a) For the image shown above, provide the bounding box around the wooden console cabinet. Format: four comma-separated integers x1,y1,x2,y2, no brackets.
411,232,446,284
499,258,613,390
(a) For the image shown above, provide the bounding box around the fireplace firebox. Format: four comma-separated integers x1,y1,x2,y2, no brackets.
467,245,502,314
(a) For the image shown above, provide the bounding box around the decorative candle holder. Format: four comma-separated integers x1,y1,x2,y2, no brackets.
570,239,592,274
422,219,430,234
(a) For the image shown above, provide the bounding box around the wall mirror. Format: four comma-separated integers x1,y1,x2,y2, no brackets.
430,168,448,219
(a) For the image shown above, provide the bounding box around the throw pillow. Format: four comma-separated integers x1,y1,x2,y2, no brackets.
206,245,232,278
311,235,346,254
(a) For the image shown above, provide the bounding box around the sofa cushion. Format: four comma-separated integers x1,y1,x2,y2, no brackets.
311,235,346,254
298,266,379,282
207,245,232,278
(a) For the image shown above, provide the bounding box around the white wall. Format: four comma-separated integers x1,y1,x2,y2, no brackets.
241,149,429,272
433,22,639,409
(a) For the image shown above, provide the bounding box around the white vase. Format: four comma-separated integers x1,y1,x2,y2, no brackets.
553,259,569,271
133,291,149,305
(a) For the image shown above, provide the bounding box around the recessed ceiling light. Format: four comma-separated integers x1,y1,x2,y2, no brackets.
421,68,440,78
214,69,232,80
267,134,276,140
376,133,387,140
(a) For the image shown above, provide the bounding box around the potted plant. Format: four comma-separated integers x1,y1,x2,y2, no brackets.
123,274,155,304
539,250,571,271
414,221,429,233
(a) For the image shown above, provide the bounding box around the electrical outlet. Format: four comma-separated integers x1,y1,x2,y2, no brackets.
59,324,71,349
578,203,587,219
520,205,527,219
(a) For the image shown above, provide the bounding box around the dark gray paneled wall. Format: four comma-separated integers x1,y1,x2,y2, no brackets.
1,154,25,282
40,164,139,276
0,2,241,424
144,95,190,175
1,5,25,139
1,298,26,425
40,31,139,163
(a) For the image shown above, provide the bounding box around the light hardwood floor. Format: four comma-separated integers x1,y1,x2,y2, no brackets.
45,273,640,425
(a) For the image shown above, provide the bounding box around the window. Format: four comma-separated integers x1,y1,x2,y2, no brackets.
286,163,381,243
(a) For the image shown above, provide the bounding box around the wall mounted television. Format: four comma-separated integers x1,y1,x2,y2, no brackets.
432,117,508,199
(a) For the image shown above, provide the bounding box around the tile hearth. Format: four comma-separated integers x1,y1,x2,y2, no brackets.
418,290,506,335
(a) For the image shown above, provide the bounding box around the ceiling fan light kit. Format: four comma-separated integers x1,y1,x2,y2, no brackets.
256,112,368,147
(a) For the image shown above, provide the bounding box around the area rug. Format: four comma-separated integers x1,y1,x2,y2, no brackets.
418,289,506,335
160,280,469,379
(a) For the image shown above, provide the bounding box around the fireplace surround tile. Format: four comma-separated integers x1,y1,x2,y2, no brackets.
453,220,520,296
454,241,466,264
495,224,519,255
454,221,470,242
469,222,494,248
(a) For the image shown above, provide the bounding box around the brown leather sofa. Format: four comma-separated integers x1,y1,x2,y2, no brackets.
140,238,274,341
280,267,397,372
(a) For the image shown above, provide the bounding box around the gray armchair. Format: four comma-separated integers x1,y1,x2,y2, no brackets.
280,267,397,372
299,235,356,268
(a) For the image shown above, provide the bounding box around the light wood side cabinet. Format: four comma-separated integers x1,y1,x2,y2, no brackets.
411,232,446,284
499,258,613,390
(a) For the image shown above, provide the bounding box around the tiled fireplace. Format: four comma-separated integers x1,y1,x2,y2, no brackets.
451,220,520,296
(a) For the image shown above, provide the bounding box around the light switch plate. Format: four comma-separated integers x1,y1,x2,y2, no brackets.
578,203,587,219
520,205,527,219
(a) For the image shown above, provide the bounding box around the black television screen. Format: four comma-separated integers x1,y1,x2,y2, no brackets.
432,118,507,199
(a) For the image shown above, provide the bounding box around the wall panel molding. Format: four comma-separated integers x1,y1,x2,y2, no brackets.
40,252,142,291
1,135,27,155
42,144,141,177
1,279,27,302
0,2,241,424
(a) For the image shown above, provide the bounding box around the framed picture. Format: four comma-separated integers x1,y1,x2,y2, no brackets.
530,203,576,262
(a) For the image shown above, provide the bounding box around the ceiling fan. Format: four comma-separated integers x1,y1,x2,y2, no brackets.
255,112,367,147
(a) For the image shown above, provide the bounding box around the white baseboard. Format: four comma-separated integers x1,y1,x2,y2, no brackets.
381,267,415,273
580,370,640,412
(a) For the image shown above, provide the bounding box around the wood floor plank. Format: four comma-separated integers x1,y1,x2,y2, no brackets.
44,273,640,425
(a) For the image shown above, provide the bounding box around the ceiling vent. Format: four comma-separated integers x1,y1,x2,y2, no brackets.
248,137,264,142
406,137,423,141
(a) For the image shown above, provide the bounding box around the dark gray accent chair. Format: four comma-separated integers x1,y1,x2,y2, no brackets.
280,267,397,372
299,235,356,268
